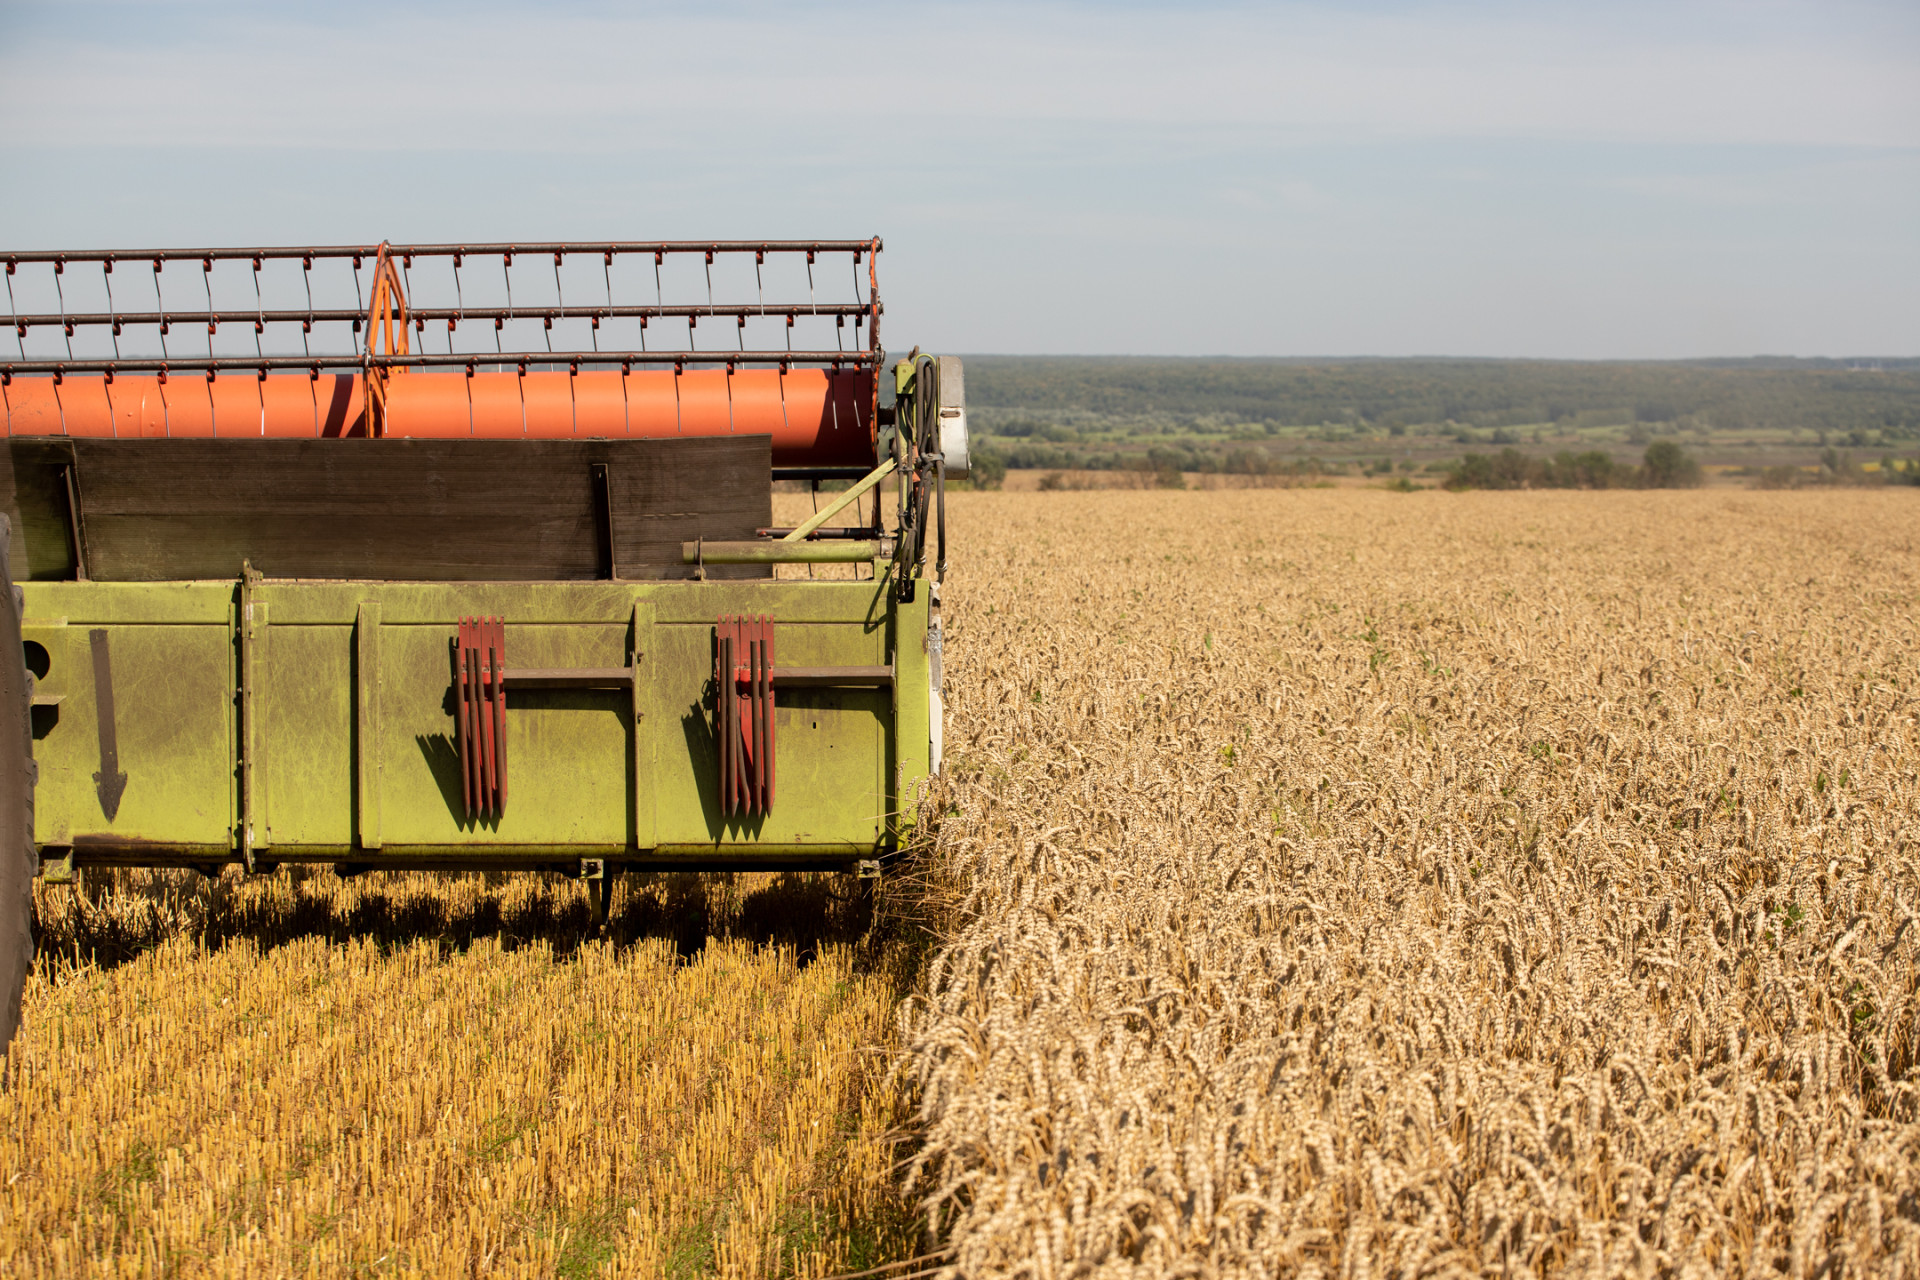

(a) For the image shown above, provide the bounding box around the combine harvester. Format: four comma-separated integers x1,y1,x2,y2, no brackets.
0,238,965,1047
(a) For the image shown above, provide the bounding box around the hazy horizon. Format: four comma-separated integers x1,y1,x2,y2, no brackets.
948,354,1920,364
3,1,1915,362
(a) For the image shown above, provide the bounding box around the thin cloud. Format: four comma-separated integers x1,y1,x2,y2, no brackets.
1,1,1914,357
5,1,1916,150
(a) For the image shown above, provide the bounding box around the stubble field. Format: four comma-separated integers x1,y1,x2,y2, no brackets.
3,489,1919,1277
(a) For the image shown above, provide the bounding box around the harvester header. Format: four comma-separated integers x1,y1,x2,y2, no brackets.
0,236,966,1047
2,239,889,467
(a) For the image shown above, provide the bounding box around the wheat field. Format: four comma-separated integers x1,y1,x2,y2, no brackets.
3,489,1918,1277
909,489,1920,1278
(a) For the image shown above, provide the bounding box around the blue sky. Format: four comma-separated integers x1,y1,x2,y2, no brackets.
1,0,1915,358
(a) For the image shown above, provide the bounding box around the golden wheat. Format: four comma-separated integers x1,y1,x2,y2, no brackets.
6,489,1918,1278
3,870,917,1277
908,489,1920,1278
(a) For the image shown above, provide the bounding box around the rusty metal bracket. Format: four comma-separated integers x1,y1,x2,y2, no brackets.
712,613,895,819
362,242,410,437
455,615,506,820
716,614,775,817
449,612,651,825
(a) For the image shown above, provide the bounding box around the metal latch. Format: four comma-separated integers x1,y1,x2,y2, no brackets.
717,614,776,817
456,616,507,819
454,617,640,822
713,613,897,819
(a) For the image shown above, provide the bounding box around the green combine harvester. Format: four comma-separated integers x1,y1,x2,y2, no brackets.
0,238,964,1049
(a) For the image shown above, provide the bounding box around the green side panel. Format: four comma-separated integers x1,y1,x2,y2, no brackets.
264,623,351,847
374,623,634,847
17,576,933,864
24,581,233,624
644,616,888,848
265,582,890,626
23,621,233,847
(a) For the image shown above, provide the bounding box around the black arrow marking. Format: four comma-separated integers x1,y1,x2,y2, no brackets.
90,629,127,822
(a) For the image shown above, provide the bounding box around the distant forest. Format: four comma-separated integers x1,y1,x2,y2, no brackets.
960,356,1920,437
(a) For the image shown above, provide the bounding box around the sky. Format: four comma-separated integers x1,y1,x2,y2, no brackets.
1,0,1916,359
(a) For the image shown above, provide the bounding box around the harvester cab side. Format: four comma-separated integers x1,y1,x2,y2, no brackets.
0,238,962,1048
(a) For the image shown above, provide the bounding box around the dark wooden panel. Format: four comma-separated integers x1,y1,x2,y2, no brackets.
0,441,80,580
3,437,771,582
608,435,773,581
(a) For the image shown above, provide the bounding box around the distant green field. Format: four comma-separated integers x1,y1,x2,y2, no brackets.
956,356,1920,483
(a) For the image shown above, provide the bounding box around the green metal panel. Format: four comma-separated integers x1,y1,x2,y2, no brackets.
630,600,656,849
24,582,233,624
644,613,889,849
641,615,879,848
22,620,233,848
355,602,383,850
892,587,933,835
377,621,634,847
18,575,932,870
28,580,891,627
684,540,887,563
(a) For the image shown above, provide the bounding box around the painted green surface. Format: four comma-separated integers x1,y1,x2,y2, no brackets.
684,541,887,564
891,588,933,828
19,577,933,868
23,621,234,847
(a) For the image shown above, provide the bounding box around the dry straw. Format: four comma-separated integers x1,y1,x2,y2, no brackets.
3,489,1917,1277
3,870,919,1276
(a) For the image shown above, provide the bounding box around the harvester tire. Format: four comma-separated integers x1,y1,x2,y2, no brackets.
0,517,32,1058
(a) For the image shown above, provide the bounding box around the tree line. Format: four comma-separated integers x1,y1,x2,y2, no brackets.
959,356,1920,437
1444,443,1700,490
